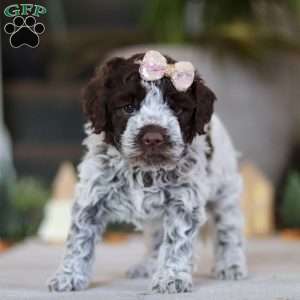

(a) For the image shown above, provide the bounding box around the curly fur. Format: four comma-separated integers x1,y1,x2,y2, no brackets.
48,53,247,294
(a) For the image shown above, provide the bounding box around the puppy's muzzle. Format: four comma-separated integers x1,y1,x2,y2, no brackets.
138,125,167,151
134,125,173,166
142,131,164,147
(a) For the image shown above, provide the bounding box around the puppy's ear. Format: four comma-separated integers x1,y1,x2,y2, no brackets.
193,77,216,135
82,57,125,134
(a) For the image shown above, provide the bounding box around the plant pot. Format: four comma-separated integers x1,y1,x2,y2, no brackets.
0,240,13,252
281,229,300,240
103,232,129,244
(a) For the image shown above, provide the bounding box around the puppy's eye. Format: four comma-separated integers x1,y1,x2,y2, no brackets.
123,104,137,114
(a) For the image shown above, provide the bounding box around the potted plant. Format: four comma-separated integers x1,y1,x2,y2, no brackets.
0,178,49,249
280,171,300,239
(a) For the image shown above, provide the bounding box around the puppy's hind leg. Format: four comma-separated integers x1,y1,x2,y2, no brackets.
126,221,163,279
211,174,248,280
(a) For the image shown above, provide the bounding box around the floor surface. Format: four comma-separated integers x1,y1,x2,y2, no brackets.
0,236,299,300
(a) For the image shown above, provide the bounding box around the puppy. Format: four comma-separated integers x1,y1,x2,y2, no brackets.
48,50,247,294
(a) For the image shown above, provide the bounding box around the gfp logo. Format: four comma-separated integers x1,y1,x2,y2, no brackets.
3,4,47,48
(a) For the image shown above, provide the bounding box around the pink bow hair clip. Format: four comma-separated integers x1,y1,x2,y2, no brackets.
136,50,195,92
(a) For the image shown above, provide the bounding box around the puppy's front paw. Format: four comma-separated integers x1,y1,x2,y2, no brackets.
48,272,89,292
151,270,192,294
214,264,248,280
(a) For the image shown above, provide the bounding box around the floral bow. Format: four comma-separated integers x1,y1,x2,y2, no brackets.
136,50,195,92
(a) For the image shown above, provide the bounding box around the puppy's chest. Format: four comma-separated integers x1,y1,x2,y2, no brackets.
108,167,177,219
100,154,203,219
118,171,168,219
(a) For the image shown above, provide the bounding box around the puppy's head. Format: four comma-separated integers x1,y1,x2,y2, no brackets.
83,53,216,170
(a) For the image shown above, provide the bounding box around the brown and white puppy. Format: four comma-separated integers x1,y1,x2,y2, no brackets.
48,52,247,294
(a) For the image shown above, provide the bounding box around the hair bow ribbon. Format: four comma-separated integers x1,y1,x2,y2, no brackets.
137,50,195,92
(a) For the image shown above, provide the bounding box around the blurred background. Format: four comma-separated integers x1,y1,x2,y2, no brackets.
0,0,300,247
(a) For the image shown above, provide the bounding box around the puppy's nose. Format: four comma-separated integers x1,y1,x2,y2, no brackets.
142,132,164,147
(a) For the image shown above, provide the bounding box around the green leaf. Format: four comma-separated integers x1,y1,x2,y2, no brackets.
281,171,300,228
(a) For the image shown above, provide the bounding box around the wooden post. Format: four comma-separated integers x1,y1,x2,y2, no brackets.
38,161,77,243
241,162,274,237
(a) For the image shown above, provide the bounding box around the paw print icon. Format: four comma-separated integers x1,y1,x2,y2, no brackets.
4,16,45,48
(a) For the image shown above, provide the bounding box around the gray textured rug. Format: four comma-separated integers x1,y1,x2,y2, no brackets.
0,237,299,300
